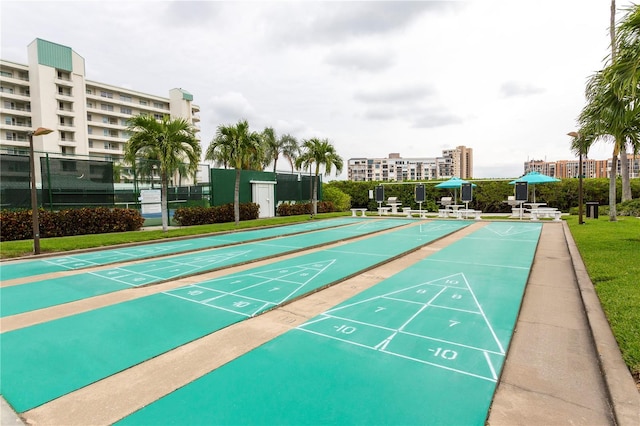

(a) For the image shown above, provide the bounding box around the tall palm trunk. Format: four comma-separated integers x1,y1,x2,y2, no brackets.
312,165,319,216
620,144,632,201
609,0,619,221
161,170,169,232
234,168,241,225
609,150,618,221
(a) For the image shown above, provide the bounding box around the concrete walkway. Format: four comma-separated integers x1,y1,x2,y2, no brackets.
2,220,639,425
488,221,639,425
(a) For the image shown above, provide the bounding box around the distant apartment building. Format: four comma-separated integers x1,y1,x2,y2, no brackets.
0,39,201,184
524,155,639,179
347,146,473,182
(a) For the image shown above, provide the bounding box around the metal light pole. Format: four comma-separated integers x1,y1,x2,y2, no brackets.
567,132,584,225
28,127,53,254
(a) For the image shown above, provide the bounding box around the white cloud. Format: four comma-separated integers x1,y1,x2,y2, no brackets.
325,48,395,72
207,92,258,125
499,81,545,98
1,0,634,179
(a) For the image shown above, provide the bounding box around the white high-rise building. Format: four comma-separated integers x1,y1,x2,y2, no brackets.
347,146,474,182
0,39,200,183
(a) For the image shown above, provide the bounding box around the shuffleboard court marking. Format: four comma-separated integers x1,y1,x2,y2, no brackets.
464,223,541,240
88,250,253,287
112,221,540,426
39,242,195,271
0,221,468,413
297,271,505,382
0,218,364,281
164,260,336,317
423,258,532,270
1,220,414,317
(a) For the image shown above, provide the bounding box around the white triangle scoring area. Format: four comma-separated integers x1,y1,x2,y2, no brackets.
297,272,506,382
163,259,336,317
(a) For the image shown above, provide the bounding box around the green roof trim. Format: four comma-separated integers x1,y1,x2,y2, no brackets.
180,89,193,101
37,39,72,72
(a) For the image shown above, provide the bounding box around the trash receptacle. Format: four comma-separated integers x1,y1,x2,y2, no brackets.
586,202,599,219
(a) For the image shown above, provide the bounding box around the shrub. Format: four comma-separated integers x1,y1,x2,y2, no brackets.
276,201,335,216
617,199,640,217
322,186,351,211
173,203,259,226
0,208,144,242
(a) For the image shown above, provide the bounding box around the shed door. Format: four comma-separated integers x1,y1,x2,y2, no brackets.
251,182,275,218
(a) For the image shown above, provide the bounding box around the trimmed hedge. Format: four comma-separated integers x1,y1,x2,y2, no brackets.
173,203,259,226
327,178,640,213
276,201,335,216
0,207,144,242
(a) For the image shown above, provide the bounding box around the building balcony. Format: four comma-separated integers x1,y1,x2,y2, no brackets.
2,122,32,132
0,91,30,102
58,135,77,143
55,92,74,101
0,74,30,87
2,134,29,143
0,105,31,117
90,121,124,130
89,145,123,155
93,134,127,143
55,77,74,87
57,107,75,117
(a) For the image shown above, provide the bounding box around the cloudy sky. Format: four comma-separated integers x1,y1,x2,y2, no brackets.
1,0,634,179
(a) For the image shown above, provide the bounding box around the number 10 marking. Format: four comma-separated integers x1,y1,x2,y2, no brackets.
429,347,458,360
334,325,356,334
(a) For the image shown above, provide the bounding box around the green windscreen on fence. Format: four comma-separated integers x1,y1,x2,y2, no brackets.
275,172,321,203
41,156,114,209
0,154,31,208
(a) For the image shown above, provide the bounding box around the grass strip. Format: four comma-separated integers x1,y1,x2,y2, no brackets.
566,215,640,380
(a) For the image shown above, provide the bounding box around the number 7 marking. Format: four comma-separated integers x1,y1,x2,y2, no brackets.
375,307,386,312
449,320,460,327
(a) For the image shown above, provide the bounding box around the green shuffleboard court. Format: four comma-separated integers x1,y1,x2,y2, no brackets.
118,222,542,425
1,220,471,412
0,218,362,280
1,219,410,317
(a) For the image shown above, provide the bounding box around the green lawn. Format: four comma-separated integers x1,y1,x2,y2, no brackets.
566,215,640,381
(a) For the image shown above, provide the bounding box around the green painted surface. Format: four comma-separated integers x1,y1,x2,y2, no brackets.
118,221,541,425
1,218,360,280
1,219,408,317
0,295,240,413
36,39,73,71
179,89,193,101
0,220,469,412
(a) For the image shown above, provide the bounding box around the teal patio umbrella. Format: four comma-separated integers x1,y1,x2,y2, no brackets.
509,171,560,203
435,177,476,204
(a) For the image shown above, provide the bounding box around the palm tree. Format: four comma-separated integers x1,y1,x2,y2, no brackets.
295,138,343,216
262,128,300,173
609,3,640,198
125,114,201,232
204,142,232,169
576,3,640,220
206,119,262,225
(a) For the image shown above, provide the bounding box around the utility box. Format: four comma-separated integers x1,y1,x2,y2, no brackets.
586,202,599,219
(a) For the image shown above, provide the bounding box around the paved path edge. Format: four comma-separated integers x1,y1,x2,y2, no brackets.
562,221,640,425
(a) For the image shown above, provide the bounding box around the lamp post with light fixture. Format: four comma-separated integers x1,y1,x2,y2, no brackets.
567,131,584,225
28,127,53,254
